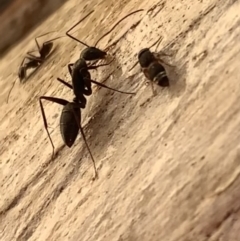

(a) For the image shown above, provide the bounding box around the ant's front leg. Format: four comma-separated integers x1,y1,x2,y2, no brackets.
26,52,44,62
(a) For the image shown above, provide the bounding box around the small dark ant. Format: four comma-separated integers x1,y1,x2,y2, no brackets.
19,31,64,81
6,31,64,103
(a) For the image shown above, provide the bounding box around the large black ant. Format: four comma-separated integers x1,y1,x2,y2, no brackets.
18,31,64,81
66,9,144,62
6,31,64,103
130,36,173,95
40,63,136,180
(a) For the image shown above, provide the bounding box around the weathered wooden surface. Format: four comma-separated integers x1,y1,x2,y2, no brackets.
0,0,67,55
0,0,239,240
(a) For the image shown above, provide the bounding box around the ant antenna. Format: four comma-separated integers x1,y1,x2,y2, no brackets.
66,10,95,47
94,9,144,47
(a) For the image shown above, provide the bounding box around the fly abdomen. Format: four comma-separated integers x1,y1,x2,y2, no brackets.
60,104,81,147
154,72,169,87
148,62,169,87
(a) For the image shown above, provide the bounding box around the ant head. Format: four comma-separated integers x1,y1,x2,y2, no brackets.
138,48,155,68
41,42,54,56
18,66,26,82
80,47,107,61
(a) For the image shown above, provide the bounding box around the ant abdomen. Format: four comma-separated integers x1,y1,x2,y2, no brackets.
60,103,81,148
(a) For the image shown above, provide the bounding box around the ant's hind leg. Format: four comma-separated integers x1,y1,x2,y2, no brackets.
87,58,115,70
34,31,57,52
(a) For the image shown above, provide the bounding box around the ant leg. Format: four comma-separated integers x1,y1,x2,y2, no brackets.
66,10,94,47
34,31,58,52
19,56,31,67
25,52,43,62
71,104,98,179
26,50,39,57
68,64,74,75
141,68,155,89
39,96,69,159
29,31,65,58
87,58,115,70
56,77,73,90
89,73,136,95
42,36,66,45
150,81,157,96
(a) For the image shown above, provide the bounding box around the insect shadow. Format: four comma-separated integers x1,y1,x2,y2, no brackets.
6,31,64,103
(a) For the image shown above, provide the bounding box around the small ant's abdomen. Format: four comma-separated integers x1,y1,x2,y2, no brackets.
60,104,81,147
81,47,107,61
